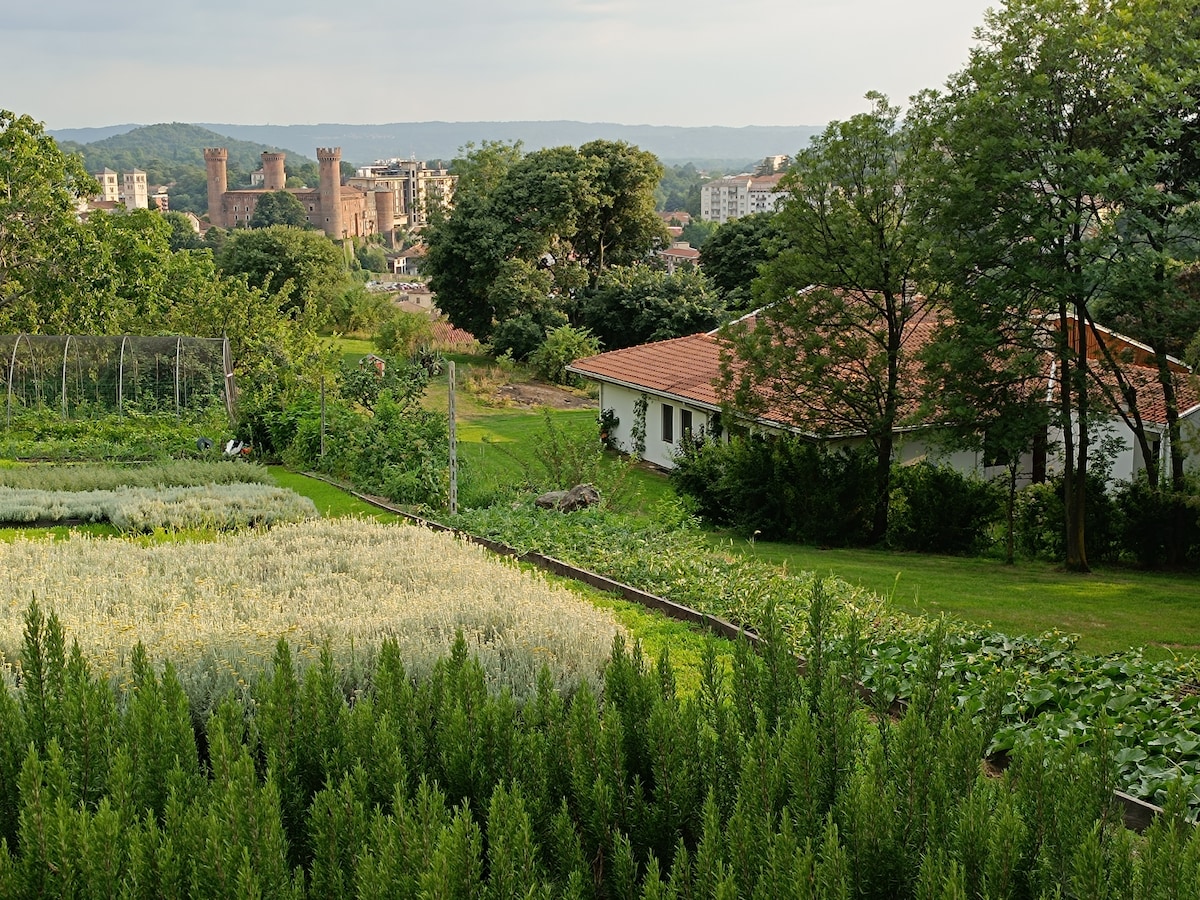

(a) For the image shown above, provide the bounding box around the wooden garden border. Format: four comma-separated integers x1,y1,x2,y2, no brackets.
301,472,1167,833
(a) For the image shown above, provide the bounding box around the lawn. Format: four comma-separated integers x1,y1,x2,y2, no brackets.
719,535,1200,657
310,349,1200,658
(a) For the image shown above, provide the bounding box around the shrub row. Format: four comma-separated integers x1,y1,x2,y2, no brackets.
0,602,1195,898
672,432,1200,567
0,483,316,532
670,434,1001,555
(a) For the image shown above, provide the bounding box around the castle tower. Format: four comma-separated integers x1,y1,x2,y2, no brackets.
317,147,344,240
374,190,395,247
261,151,287,191
203,148,229,228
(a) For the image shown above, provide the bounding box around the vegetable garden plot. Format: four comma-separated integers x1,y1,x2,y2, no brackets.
0,519,624,705
0,334,232,423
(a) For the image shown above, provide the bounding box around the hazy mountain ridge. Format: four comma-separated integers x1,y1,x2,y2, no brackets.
52,121,822,168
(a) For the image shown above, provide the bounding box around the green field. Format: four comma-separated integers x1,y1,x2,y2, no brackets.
313,349,1200,658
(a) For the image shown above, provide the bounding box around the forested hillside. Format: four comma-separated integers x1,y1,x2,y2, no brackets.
58,123,324,214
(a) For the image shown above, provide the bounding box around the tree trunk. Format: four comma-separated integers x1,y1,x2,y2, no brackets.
871,432,892,544
1064,309,1090,572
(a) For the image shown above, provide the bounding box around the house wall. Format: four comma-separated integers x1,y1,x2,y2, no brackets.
598,383,713,469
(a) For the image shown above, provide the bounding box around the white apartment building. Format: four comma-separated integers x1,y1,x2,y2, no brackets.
347,159,457,229
700,173,787,224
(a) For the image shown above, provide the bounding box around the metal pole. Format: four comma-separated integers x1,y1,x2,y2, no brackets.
117,335,128,419
320,373,326,458
175,336,182,419
61,335,71,419
448,360,458,516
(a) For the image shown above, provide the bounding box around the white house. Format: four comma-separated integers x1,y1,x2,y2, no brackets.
567,305,1200,484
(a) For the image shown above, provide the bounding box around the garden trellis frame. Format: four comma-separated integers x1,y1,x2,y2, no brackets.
0,334,235,425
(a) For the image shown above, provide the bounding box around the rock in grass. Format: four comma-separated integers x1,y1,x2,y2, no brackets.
536,484,600,512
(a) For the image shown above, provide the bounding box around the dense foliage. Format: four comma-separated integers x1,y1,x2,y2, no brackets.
261,357,450,507
1,603,1194,898
578,265,725,351
452,501,1200,815
426,140,669,350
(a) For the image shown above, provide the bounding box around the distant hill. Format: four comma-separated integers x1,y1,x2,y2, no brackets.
50,124,142,144
49,120,822,170
59,123,319,178
48,120,822,216
55,123,326,216
191,121,823,168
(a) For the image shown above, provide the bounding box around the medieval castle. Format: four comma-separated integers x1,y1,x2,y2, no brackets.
203,148,455,243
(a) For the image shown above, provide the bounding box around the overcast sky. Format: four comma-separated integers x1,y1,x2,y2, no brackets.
8,0,996,130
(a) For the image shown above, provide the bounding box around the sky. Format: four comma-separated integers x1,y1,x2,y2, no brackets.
7,0,996,130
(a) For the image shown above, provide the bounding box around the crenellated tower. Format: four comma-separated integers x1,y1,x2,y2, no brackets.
317,147,344,240
261,152,287,191
203,148,229,227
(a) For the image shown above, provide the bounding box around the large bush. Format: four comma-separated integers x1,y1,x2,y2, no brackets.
887,462,1002,555
527,323,600,386
1112,477,1200,568
671,433,877,545
1014,473,1117,563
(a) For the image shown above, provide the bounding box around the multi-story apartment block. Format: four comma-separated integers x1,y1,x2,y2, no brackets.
699,173,787,224
347,159,457,230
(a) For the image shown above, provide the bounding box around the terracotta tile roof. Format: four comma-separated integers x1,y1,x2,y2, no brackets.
660,244,700,260
569,294,1200,437
569,333,726,410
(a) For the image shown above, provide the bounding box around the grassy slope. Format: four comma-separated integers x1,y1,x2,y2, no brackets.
717,536,1200,658
316,348,1200,658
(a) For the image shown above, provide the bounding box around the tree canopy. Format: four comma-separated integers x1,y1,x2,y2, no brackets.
720,94,938,542
249,191,309,229
216,226,346,321
425,140,669,346
927,0,1200,570
579,264,724,351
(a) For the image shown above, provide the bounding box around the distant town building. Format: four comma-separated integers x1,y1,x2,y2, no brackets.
347,159,457,229
122,170,148,210
86,166,154,214
96,168,120,202
700,173,788,224
657,241,701,274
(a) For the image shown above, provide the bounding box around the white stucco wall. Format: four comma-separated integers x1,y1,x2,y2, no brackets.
597,383,714,469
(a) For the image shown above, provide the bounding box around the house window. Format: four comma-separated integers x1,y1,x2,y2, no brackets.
681,409,693,437
661,403,674,443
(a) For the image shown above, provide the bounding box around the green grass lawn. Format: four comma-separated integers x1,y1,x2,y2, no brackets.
717,534,1200,657
305,348,1200,658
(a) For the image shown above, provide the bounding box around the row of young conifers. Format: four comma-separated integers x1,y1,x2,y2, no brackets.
0,461,1195,897
0,590,1197,899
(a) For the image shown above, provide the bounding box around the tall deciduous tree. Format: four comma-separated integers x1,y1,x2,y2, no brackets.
699,213,785,313
579,264,724,350
249,190,309,229
931,0,1200,570
0,110,99,333
424,140,666,346
720,94,938,542
216,225,346,324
